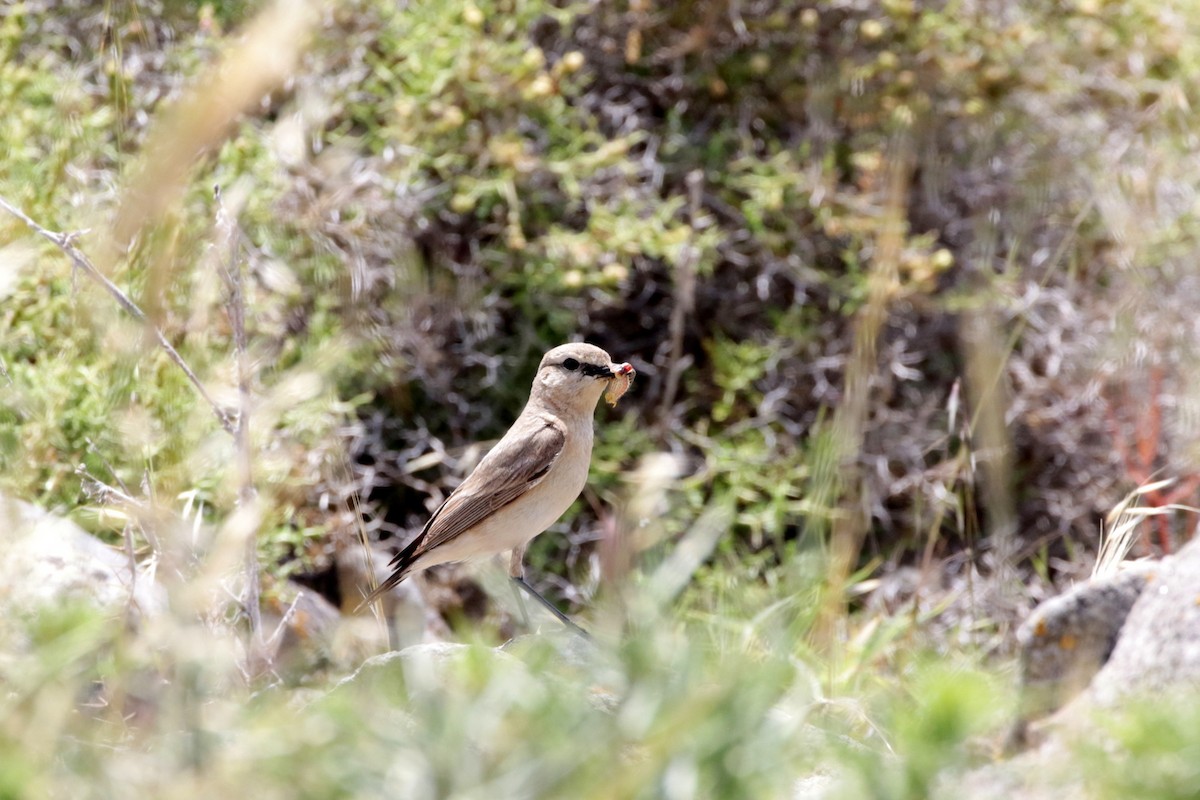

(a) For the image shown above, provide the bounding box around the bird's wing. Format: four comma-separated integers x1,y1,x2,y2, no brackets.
399,414,567,560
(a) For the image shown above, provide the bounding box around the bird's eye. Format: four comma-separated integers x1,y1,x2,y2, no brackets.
562,358,580,371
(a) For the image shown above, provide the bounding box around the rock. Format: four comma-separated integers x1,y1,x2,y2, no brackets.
328,641,531,704
500,629,599,667
1086,538,1200,704
944,737,1088,800
957,539,1200,798
1008,561,1156,747
0,493,165,620
261,580,344,680
1015,537,1200,739
334,539,441,646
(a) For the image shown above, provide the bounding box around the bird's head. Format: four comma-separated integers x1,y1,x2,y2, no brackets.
531,342,635,413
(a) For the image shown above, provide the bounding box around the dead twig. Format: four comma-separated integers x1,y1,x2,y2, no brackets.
816,134,914,642
214,186,266,673
656,169,702,434
0,193,236,435
79,437,163,558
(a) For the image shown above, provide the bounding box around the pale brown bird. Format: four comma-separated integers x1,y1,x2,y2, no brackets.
359,342,635,633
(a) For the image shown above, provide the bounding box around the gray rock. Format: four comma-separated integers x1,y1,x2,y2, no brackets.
0,493,164,619
944,738,1088,800
1008,561,1156,746
329,641,532,704
335,540,438,647
500,629,599,666
1087,537,1200,704
959,539,1200,798
261,580,344,680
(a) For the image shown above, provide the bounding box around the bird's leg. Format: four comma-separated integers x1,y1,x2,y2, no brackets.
509,546,590,639
512,576,592,639
507,547,532,629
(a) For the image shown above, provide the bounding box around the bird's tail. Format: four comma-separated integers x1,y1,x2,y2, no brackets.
353,533,425,612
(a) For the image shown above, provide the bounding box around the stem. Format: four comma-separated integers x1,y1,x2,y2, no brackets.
0,194,236,435
215,187,264,671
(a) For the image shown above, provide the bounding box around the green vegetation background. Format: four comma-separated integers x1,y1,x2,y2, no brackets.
3,0,1200,796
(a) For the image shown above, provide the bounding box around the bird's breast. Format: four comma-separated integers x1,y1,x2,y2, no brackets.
475,422,593,552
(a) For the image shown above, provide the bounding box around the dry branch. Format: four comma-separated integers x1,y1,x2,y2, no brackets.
214,186,266,671
0,193,237,435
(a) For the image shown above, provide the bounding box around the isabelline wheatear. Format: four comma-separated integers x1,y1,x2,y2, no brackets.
359,343,635,633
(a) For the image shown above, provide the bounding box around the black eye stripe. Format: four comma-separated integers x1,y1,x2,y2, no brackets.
557,356,612,378
581,362,611,378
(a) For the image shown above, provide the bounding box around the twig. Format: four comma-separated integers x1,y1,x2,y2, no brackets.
656,169,702,432
347,481,393,648
0,193,236,435
75,459,143,609
815,134,914,643
263,592,303,660
215,186,265,673
81,437,163,557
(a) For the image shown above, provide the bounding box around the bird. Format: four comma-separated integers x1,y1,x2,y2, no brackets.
358,342,635,634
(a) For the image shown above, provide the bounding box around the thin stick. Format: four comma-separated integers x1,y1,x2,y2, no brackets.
81,436,164,557
345,478,392,649
656,170,702,432
75,461,144,609
815,134,914,645
215,186,265,671
0,193,236,435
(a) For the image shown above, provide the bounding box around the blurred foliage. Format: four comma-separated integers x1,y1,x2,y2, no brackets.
4,0,1200,794
9,0,1200,583
1080,696,1200,800
0,571,1012,799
